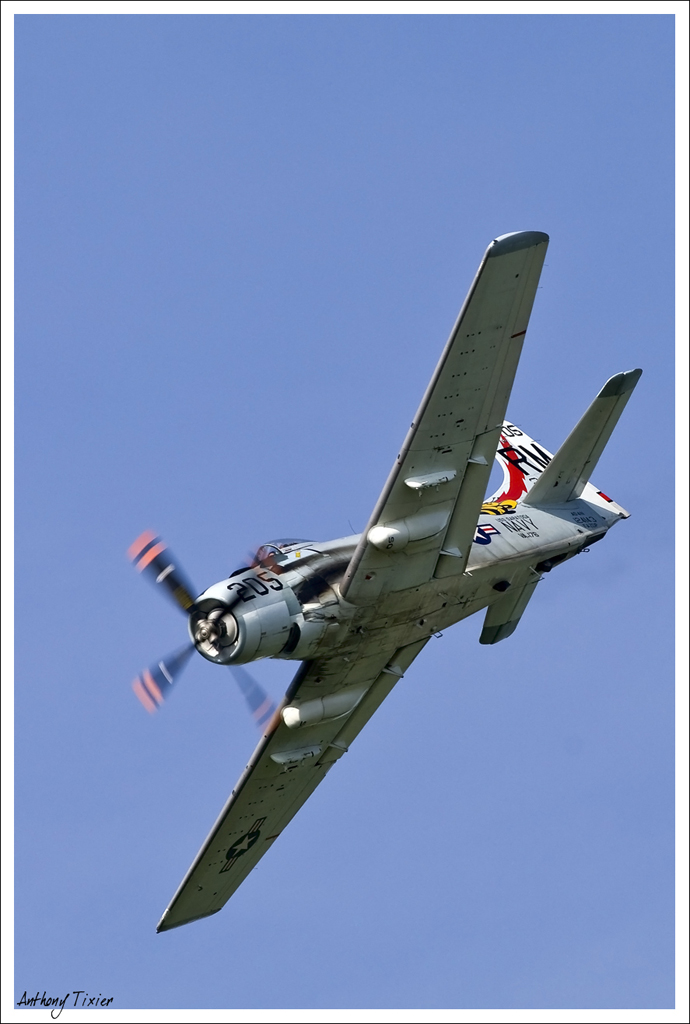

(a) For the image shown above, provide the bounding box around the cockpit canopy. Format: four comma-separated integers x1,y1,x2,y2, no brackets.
254,539,313,563
229,539,315,578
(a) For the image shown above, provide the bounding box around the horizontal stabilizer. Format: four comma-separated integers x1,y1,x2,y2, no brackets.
523,369,642,507
479,578,540,645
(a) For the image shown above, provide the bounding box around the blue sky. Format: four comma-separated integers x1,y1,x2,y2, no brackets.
13,12,675,1012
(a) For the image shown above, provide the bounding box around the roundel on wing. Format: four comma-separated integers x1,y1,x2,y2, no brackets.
219,817,266,873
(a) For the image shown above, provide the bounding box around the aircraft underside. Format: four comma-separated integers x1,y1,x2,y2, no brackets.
126,230,640,931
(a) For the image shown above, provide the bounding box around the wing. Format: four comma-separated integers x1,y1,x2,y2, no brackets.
341,231,549,604
156,635,428,932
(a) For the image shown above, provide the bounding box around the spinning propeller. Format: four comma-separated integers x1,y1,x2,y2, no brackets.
128,531,277,727
132,645,195,714
128,530,197,612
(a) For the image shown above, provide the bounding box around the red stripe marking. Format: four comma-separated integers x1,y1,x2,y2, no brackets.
136,541,167,571
133,678,157,714
510,330,527,338
128,530,157,562
142,669,164,704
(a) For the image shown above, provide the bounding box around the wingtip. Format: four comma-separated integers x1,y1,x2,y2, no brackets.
487,230,549,258
156,907,221,932
599,368,643,398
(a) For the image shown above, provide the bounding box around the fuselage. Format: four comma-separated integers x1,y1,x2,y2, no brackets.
190,486,625,671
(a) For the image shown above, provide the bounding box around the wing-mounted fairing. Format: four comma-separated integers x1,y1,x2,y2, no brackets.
341,231,549,604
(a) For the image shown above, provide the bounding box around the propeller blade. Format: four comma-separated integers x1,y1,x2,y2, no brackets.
229,665,278,730
132,644,195,713
128,531,197,612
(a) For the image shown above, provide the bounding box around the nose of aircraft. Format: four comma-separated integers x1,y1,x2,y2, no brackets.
190,602,240,662
193,607,238,646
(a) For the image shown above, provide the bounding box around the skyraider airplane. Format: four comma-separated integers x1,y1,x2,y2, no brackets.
129,230,641,932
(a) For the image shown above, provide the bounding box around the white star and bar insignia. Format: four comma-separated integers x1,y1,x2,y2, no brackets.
219,818,266,873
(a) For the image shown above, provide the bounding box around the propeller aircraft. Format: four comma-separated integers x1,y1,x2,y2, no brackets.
129,230,641,932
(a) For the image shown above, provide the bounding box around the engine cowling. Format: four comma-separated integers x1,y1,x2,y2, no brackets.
191,569,302,665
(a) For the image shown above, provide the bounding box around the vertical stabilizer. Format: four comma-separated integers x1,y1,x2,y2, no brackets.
482,424,555,513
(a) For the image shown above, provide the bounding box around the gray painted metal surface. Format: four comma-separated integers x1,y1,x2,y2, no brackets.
151,232,641,932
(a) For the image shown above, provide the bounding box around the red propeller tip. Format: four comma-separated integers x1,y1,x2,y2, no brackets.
135,541,167,572
132,677,158,714
128,530,158,562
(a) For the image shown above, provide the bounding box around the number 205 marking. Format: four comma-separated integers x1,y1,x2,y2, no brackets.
227,571,284,601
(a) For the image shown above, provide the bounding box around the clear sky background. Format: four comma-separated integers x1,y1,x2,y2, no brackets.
13,12,675,1013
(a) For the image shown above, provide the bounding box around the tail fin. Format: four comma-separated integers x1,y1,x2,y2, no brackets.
482,423,556,514
523,369,642,507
